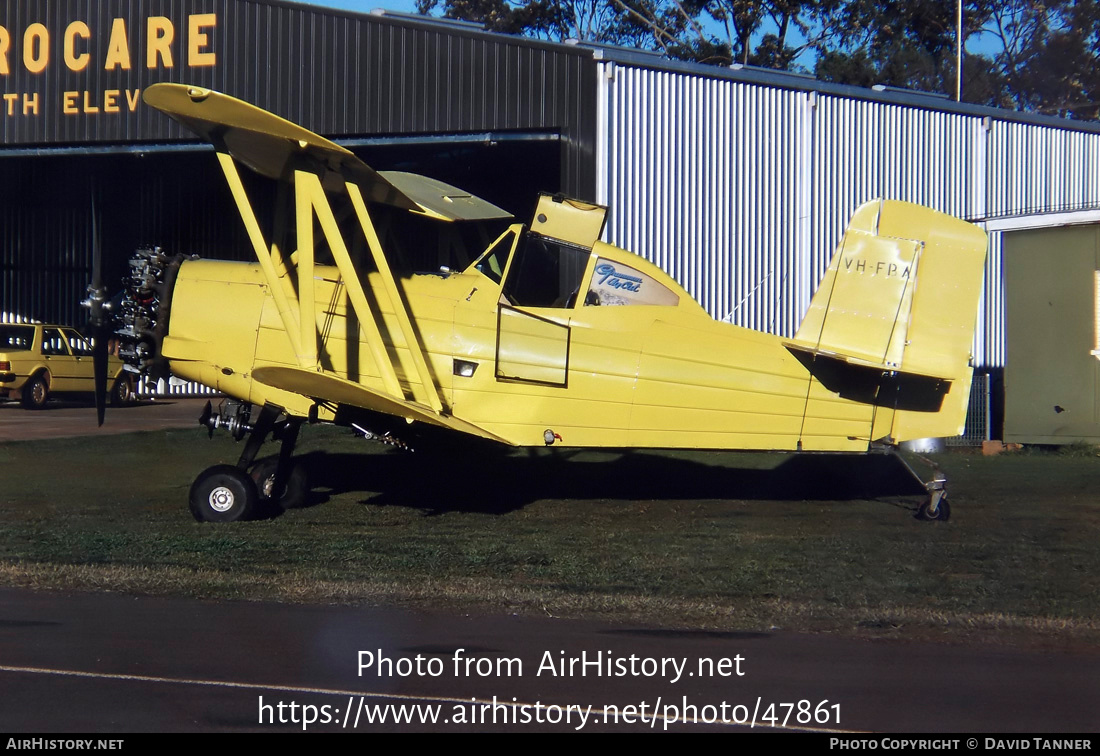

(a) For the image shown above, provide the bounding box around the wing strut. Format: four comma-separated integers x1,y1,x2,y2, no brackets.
215,151,306,364
150,83,452,415
293,169,408,402
213,148,444,410
346,181,443,412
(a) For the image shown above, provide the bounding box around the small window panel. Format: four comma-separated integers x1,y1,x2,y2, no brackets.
585,258,679,307
471,229,517,284
0,325,33,351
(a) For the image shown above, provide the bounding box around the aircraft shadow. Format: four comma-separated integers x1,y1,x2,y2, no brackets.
290,448,930,516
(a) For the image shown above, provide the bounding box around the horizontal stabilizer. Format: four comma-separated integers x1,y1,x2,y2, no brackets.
784,343,953,382
785,345,951,413
251,366,514,445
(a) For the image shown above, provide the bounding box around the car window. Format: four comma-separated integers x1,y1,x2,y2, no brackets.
41,328,70,356
0,325,33,351
64,329,94,356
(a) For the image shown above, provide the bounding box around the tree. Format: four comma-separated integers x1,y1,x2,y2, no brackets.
807,0,1100,118
416,0,1100,119
613,0,816,67
807,0,1010,103
986,0,1100,119
416,0,651,46
417,0,817,67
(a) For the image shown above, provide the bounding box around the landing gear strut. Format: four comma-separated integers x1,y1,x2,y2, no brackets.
189,402,308,522
886,446,951,522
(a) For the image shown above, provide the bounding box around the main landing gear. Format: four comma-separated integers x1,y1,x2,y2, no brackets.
189,401,309,522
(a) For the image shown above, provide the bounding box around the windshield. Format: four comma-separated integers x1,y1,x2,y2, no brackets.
469,225,521,284
0,325,33,351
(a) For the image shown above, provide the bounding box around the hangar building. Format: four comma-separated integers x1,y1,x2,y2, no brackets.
3,0,1099,438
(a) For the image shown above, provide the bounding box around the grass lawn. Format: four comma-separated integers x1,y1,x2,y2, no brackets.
1,425,1098,647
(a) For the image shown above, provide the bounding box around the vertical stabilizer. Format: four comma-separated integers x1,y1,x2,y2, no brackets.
788,200,987,442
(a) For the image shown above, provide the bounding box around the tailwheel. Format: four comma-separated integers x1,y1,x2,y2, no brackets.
249,457,309,511
917,492,951,522
880,443,953,523
189,465,258,522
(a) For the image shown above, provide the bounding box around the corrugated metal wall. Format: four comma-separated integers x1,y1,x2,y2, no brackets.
0,203,94,326
596,61,1100,368
0,151,255,327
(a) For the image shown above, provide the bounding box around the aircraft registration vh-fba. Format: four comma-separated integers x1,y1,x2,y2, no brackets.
82,83,987,524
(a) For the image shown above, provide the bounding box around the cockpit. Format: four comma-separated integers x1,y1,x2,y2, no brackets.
468,223,681,310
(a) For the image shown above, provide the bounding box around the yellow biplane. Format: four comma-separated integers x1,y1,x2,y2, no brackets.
87,83,987,523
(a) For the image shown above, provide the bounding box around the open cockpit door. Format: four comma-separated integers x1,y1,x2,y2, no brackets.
528,194,607,249
492,215,597,386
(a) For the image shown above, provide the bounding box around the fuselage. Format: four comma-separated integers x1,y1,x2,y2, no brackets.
161,233,965,452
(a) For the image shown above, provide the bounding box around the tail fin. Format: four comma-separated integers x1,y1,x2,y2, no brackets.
787,200,987,442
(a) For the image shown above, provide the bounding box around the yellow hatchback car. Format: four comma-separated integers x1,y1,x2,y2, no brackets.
0,323,134,409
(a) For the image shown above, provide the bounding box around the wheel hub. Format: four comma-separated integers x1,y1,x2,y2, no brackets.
260,474,276,498
208,486,236,512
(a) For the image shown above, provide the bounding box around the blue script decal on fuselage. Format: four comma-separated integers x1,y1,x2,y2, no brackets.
595,263,643,292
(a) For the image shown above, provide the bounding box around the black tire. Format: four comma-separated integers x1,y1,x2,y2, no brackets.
249,457,309,510
189,465,258,522
21,374,49,410
917,494,951,522
110,374,136,407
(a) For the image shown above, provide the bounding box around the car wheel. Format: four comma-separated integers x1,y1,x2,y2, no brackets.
21,374,49,410
110,374,136,407
189,465,258,522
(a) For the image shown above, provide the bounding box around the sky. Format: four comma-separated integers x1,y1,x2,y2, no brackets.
298,0,421,15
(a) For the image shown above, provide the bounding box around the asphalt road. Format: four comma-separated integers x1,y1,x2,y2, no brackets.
0,397,209,442
0,588,1097,733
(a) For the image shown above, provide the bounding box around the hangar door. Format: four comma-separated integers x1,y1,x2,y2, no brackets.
1004,223,1100,444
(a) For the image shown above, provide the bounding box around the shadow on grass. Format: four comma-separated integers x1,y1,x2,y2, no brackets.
288,448,929,516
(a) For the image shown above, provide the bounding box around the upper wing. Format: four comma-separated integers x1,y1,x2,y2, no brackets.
143,83,512,221
379,171,512,222
144,83,416,207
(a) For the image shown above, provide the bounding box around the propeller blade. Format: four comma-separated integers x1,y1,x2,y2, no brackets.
199,401,215,438
93,332,108,426
90,191,102,293
85,186,109,426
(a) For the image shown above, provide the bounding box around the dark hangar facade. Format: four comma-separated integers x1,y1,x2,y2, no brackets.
0,0,597,326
